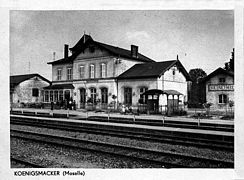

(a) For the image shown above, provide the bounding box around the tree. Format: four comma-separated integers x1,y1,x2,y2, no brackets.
188,68,207,107
224,48,234,72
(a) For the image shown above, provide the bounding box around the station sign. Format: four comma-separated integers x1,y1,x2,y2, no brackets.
208,84,234,91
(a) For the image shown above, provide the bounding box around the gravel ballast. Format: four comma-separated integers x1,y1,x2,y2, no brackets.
10,124,233,168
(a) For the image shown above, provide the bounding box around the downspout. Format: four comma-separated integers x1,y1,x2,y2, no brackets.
116,78,119,110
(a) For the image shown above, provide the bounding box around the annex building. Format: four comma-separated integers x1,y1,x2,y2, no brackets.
10,73,50,107
202,67,234,111
44,34,191,113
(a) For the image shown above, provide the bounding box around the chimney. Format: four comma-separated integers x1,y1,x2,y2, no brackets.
64,44,69,58
131,45,138,58
53,52,56,61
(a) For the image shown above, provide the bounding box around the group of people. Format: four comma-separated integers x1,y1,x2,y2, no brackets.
50,99,76,110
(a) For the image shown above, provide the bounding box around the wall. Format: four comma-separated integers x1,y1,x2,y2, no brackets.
205,74,234,110
12,77,50,104
73,79,117,108
161,65,188,104
52,63,73,82
52,44,142,82
117,78,157,106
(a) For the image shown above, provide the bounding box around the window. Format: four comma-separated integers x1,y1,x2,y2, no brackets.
50,91,53,102
57,69,62,80
59,90,63,101
90,88,97,103
79,65,85,79
139,87,148,104
67,67,73,80
219,94,227,104
44,91,49,102
124,87,132,105
219,78,226,83
41,90,44,102
101,88,108,104
89,64,95,78
100,63,106,78
54,91,58,102
32,88,39,97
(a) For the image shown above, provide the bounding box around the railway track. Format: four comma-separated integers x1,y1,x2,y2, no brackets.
11,111,234,132
10,116,234,152
11,157,45,168
10,129,234,168
87,116,234,132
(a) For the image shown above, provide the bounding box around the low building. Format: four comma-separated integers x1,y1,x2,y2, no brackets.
117,58,191,114
202,67,234,111
10,74,50,107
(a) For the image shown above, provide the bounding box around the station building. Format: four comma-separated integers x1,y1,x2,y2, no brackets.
201,67,234,111
10,73,50,107
44,34,191,113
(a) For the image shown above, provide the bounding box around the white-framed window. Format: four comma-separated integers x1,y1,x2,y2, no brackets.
79,65,85,79
57,69,62,80
59,90,63,101
90,88,97,103
219,94,227,104
50,91,54,102
67,67,73,80
139,87,148,104
89,64,95,78
44,91,49,102
100,63,106,78
54,91,58,102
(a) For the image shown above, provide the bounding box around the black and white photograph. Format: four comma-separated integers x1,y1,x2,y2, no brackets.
9,10,234,168
1,1,244,179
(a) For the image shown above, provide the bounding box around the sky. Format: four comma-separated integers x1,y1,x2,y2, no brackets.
10,10,234,80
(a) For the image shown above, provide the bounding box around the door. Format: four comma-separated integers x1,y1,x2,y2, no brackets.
80,88,86,108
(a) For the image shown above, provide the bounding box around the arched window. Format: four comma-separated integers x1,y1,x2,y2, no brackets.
101,88,108,104
80,88,86,104
219,94,227,104
90,88,97,103
124,87,132,105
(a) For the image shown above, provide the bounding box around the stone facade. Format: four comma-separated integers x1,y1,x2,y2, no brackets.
11,76,50,105
205,73,234,110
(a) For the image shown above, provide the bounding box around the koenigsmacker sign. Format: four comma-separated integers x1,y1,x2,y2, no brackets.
208,84,234,91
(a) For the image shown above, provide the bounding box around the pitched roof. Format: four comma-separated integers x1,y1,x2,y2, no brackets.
69,34,93,52
48,34,154,65
201,67,234,83
10,73,50,86
117,60,191,80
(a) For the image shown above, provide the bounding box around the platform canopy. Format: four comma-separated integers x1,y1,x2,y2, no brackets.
44,84,74,89
142,89,182,96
